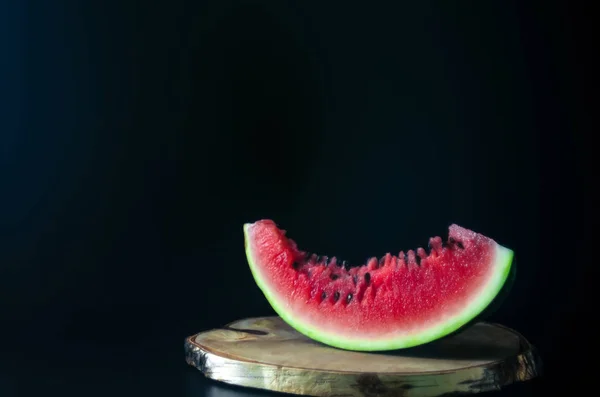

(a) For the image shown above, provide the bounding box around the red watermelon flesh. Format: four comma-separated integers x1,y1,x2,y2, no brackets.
243,220,514,351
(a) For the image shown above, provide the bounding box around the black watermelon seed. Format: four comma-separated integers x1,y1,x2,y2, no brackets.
321,291,326,301
333,291,340,302
292,262,300,269
346,293,353,304
330,274,339,281
415,255,421,266
353,275,358,285
364,272,371,284
457,241,464,249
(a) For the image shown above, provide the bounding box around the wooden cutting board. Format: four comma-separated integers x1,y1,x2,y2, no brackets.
185,316,541,397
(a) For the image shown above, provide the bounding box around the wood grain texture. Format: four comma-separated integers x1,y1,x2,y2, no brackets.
185,316,541,397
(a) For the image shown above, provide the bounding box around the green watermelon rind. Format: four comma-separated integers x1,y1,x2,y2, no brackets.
244,223,514,351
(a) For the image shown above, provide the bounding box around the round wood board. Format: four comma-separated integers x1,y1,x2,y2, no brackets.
185,316,541,397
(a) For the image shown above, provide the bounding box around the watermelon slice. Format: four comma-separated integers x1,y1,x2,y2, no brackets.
243,220,515,351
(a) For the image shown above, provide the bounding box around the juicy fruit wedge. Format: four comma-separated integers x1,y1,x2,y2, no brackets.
243,220,515,351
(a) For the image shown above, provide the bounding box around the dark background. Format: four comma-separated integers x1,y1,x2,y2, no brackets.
1,1,594,396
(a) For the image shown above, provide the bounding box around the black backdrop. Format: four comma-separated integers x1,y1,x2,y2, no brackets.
1,1,594,396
